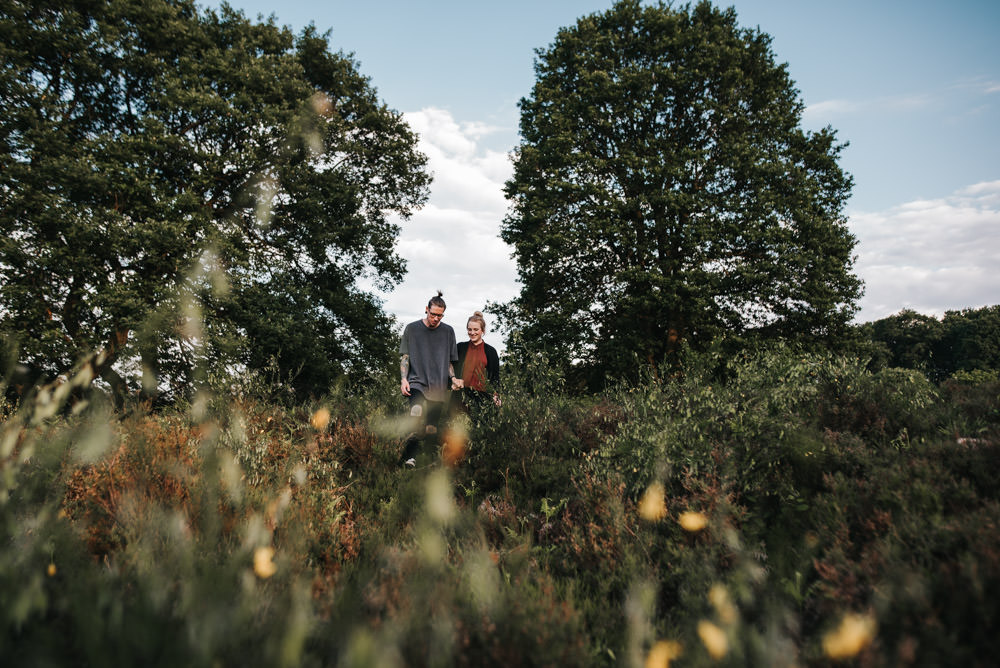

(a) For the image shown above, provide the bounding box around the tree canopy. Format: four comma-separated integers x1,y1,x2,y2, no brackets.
864,306,1000,382
500,0,862,385
1,0,430,399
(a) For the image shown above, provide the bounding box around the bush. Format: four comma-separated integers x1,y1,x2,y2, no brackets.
3,344,1000,665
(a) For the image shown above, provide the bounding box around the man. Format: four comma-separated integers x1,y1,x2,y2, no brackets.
399,291,461,466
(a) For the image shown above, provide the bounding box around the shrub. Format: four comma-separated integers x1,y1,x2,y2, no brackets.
4,342,1000,665
816,360,939,446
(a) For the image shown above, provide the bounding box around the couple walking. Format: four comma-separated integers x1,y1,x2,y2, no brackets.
398,291,500,467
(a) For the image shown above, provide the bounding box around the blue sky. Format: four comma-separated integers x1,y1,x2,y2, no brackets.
212,0,999,342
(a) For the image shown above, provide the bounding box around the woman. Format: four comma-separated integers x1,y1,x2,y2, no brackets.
455,311,501,413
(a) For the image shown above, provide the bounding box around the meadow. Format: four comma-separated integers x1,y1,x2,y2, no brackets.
3,345,998,666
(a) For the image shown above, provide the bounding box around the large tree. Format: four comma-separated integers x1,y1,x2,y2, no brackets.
501,0,862,384
1,0,430,399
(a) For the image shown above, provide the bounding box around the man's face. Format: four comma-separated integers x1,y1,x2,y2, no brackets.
425,305,445,328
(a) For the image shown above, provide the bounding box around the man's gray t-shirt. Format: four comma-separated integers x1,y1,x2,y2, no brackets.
400,320,458,402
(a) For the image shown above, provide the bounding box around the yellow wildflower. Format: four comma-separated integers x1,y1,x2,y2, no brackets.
47,563,57,577
645,639,682,668
311,92,334,116
822,612,876,659
253,546,277,578
708,583,738,624
697,620,728,659
678,510,708,532
441,426,468,468
310,407,331,430
639,482,667,521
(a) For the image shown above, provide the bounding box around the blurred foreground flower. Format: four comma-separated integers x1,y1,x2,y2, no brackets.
47,563,57,577
697,620,728,659
708,583,738,624
639,481,667,521
310,407,331,430
311,91,334,116
441,426,467,468
679,510,708,532
254,546,277,578
426,469,457,525
822,612,876,659
645,639,682,668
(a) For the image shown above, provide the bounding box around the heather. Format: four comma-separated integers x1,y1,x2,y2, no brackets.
3,345,997,666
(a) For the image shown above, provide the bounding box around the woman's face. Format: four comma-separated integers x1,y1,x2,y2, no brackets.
467,321,483,344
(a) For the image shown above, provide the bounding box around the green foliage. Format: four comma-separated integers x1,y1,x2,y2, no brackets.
2,370,320,666
3,334,1000,665
951,368,1000,384
936,376,1000,444
938,305,1000,377
500,0,861,386
456,345,618,503
860,308,945,377
804,440,1000,663
862,305,1000,382
816,361,939,446
592,345,831,506
0,0,430,400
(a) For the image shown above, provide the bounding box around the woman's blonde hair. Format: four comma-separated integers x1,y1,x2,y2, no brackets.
467,310,487,332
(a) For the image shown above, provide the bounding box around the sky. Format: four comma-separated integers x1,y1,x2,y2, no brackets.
212,0,999,350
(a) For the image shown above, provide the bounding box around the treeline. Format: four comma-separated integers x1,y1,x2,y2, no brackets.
861,305,1000,383
498,304,1000,396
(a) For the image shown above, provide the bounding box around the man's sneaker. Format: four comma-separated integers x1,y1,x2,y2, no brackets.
404,458,416,468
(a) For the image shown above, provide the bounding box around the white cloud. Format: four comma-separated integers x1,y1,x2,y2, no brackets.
804,92,934,125
955,76,1000,95
849,180,1000,322
882,94,934,111
376,107,519,351
803,99,860,123
957,180,1000,203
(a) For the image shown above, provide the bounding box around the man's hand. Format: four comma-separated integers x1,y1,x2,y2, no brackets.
401,378,411,396
451,377,464,390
